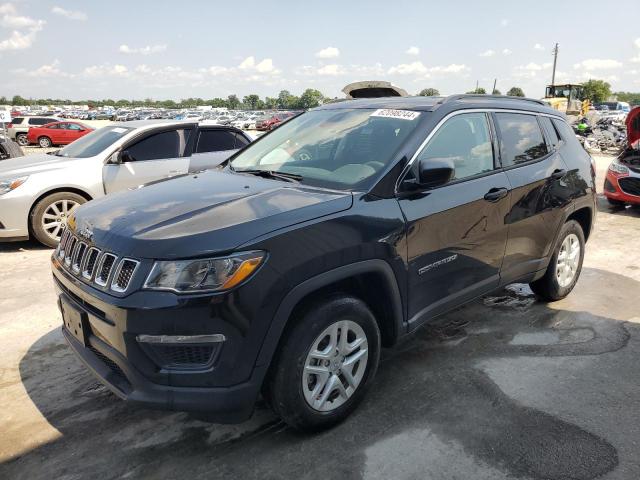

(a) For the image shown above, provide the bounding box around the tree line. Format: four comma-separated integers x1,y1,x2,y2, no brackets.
3,79,637,109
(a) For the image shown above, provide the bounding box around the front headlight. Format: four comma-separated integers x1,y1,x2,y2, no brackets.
144,251,265,293
0,176,28,195
608,162,629,175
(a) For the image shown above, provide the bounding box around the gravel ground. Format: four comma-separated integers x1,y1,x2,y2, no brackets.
0,154,639,480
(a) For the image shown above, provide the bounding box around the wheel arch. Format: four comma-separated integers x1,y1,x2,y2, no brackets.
567,206,593,241
255,260,405,371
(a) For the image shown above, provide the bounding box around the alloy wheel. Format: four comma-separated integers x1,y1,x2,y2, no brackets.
41,199,79,242
556,233,580,288
302,320,368,412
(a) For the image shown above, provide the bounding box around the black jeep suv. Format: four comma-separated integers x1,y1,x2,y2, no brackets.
52,95,596,430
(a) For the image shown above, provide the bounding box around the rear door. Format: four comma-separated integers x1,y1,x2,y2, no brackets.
188,128,247,172
102,127,194,193
494,112,571,281
397,112,511,328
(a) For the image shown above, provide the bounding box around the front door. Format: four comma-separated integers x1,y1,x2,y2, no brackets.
397,112,511,328
103,127,193,193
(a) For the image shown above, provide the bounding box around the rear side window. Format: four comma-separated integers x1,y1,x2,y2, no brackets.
539,116,561,150
11,117,24,125
552,118,577,144
196,129,236,153
495,113,548,166
126,129,191,161
30,117,57,126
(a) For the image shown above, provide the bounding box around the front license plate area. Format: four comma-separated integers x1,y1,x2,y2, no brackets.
61,296,88,346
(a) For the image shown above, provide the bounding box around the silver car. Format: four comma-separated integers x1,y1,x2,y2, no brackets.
0,120,251,247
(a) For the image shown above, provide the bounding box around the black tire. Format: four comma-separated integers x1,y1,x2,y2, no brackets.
266,295,381,431
607,198,626,207
15,133,28,146
0,139,24,160
530,220,585,301
30,192,87,248
38,136,52,148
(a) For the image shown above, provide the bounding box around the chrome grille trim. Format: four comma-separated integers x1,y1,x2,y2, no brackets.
110,258,140,293
95,253,117,287
81,247,100,280
57,229,70,258
71,242,87,273
64,237,77,266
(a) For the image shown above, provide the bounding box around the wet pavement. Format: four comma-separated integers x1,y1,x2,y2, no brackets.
1,154,639,479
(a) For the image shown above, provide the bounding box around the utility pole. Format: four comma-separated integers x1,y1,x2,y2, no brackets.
492,78,497,94
551,43,559,86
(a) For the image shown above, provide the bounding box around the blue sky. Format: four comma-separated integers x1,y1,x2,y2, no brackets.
1,0,639,101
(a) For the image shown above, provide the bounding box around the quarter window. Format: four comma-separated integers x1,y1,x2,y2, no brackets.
126,129,191,161
415,112,495,181
495,113,548,166
539,116,561,149
552,118,576,143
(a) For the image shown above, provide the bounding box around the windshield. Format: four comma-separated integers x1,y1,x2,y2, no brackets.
230,108,422,190
56,126,133,158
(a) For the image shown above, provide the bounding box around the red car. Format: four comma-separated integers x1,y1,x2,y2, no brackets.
255,112,297,131
27,121,94,148
604,107,640,206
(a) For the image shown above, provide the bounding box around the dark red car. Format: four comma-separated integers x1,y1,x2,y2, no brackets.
255,112,296,131
27,121,94,148
603,107,640,206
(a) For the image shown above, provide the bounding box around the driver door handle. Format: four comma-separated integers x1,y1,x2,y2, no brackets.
484,187,508,202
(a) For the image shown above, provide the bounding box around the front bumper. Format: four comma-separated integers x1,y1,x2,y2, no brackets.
603,171,640,205
52,256,267,422
0,190,31,241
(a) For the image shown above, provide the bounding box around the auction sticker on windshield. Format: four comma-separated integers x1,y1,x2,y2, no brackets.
111,127,128,133
370,109,420,121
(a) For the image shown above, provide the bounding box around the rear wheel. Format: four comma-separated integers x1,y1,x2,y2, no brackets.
267,295,380,431
30,192,86,247
15,133,28,146
530,220,585,301
38,136,52,148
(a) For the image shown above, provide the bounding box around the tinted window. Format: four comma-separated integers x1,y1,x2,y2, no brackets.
11,117,24,125
539,116,561,149
235,133,250,148
552,118,577,143
67,123,83,131
495,113,547,166
196,129,236,153
47,123,60,129
31,117,57,126
416,112,494,181
127,129,191,161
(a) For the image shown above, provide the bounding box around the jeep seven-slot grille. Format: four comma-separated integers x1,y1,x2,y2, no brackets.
57,232,139,293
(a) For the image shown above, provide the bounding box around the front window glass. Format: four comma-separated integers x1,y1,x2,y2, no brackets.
230,108,422,190
414,113,494,181
56,126,133,158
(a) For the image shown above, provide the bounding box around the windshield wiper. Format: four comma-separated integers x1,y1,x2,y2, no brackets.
235,169,303,183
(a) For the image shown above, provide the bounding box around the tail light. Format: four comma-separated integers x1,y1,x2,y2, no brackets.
6,123,12,128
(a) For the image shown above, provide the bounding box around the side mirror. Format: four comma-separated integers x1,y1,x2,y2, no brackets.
417,157,455,188
119,150,135,163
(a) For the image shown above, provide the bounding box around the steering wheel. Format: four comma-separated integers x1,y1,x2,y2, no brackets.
296,149,313,162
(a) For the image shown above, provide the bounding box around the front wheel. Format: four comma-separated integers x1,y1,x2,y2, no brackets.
266,295,380,431
30,192,86,247
530,220,585,301
38,136,52,148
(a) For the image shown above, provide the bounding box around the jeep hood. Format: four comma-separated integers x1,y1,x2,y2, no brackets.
0,153,82,178
70,169,353,259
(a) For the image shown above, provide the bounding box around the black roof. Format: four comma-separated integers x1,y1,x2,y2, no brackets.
316,94,561,116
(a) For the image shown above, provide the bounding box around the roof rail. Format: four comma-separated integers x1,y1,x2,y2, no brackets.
442,94,547,106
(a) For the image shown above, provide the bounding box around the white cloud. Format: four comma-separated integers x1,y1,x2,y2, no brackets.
500,19,509,27
83,63,129,77
573,58,623,71
316,64,346,76
533,43,545,51
119,44,167,55
51,6,87,21
237,56,279,74
479,49,495,57
0,3,45,51
315,46,340,59
429,64,469,74
502,48,512,56
406,46,420,56
388,61,427,75
635,38,640,49
13,59,71,78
